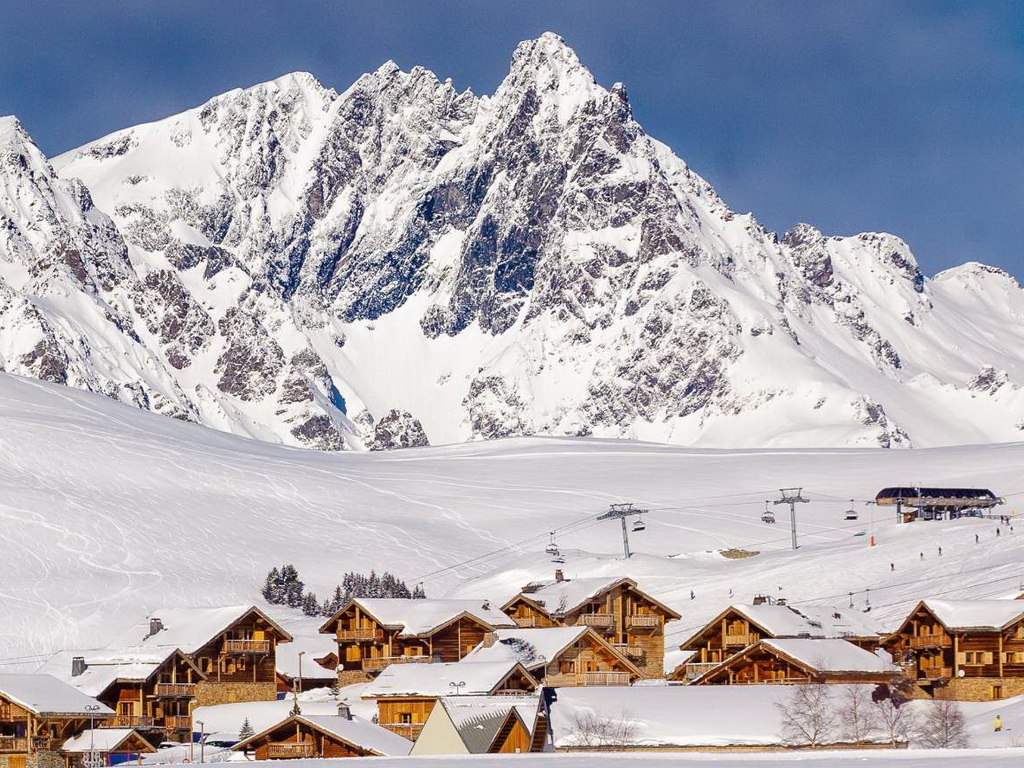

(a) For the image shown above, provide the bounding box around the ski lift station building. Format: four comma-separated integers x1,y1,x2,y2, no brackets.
875,487,1003,523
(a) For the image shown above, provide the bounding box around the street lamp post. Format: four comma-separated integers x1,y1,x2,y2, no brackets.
196,721,205,764
297,651,305,696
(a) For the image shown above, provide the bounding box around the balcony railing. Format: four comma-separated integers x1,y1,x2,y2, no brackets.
919,667,952,680
380,723,423,740
909,635,951,649
611,643,646,661
512,616,542,628
0,736,28,752
267,742,316,758
337,628,384,642
578,613,615,629
684,662,722,681
361,655,435,673
154,683,196,698
163,715,192,731
224,639,270,654
724,633,757,647
626,615,661,630
107,716,154,729
577,671,632,686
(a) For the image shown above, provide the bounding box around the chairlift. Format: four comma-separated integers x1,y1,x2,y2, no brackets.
551,553,566,564
761,501,776,524
632,514,646,533
544,531,560,557
844,499,859,521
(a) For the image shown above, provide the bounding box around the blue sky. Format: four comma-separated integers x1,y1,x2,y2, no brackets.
3,1,1022,278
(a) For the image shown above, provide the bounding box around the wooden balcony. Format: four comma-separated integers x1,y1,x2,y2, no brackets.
224,639,270,654
909,635,951,649
361,655,434,673
512,616,542,628
163,715,192,731
684,662,722,681
611,643,646,661
626,615,661,630
724,633,757,647
577,671,632,686
380,723,423,740
578,613,615,629
337,627,384,642
154,682,196,698
267,742,316,758
107,715,154,729
0,736,28,753
919,667,952,680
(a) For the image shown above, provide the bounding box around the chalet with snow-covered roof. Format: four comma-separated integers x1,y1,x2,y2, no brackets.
231,708,411,760
361,661,537,741
39,647,203,742
689,638,899,686
318,599,516,684
502,573,680,679
61,728,155,767
0,673,114,768
410,695,543,755
881,599,1024,701
463,626,642,687
672,601,884,682
112,606,293,706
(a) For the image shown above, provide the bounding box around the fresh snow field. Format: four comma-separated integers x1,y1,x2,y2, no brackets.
1,372,1024,668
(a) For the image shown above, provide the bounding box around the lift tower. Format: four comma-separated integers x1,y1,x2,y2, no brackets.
597,503,648,559
774,488,809,550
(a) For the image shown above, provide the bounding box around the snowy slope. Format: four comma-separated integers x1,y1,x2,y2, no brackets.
2,372,1024,669
0,34,1018,450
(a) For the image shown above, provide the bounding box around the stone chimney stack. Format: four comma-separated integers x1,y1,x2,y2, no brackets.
337,703,352,720
554,569,565,582
482,632,498,648
71,656,87,677
147,617,164,638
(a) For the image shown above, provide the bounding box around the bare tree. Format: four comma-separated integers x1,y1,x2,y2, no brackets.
570,709,637,748
870,682,917,747
837,684,880,744
917,694,969,749
776,684,837,747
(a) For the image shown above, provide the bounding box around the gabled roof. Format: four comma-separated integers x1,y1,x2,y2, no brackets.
361,661,537,699
682,603,882,649
231,713,411,757
437,695,539,753
62,729,156,754
111,605,293,653
0,674,115,717
506,577,680,620
319,598,515,637
38,647,204,698
461,626,643,678
889,599,1024,637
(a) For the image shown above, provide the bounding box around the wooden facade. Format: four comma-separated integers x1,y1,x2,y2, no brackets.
0,694,111,768
525,630,642,687
489,710,532,754
689,640,897,686
321,603,497,679
233,716,396,759
882,601,1024,701
502,577,680,679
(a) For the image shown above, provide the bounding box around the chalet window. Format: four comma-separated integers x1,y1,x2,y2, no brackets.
199,657,213,674
993,685,1004,699
398,713,412,725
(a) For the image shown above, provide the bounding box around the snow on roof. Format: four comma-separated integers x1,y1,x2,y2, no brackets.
37,647,183,697
291,715,411,756
260,607,337,679
438,695,539,753
462,626,590,669
362,661,532,698
761,639,898,673
62,729,153,753
345,599,516,636
111,605,291,653
924,599,1024,631
549,685,887,748
516,577,626,616
0,674,114,717
725,603,883,640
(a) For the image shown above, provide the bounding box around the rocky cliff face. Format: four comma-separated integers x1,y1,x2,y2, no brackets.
1,34,1022,449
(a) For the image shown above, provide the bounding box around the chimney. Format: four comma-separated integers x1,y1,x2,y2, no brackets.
71,656,87,677
147,617,164,638
337,703,352,721
482,600,491,611
482,632,498,648
554,569,564,583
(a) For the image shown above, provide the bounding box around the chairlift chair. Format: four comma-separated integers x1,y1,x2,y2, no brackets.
761,501,776,524
544,531,560,556
844,500,859,521
632,515,646,533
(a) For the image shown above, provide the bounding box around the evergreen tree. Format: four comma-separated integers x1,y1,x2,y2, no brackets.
238,717,254,741
301,592,320,617
261,567,281,603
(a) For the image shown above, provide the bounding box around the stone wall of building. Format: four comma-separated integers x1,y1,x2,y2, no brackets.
942,676,1024,702
194,681,276,706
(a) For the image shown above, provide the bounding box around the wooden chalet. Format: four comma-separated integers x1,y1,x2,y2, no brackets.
361,660,537,741
39,647,204,741
110,606,293,706
318,599,516,683
463,626,643,687
61,728,155,767
231,709,411,760
410,695,543,755
501,573,681,679
881,599,1024,701
672,601,883,682
689,638,899,686
0,673,114,768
